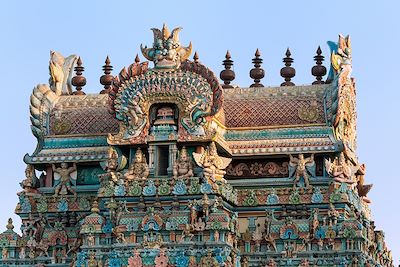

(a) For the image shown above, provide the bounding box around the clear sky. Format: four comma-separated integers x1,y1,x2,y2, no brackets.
0,0,398,263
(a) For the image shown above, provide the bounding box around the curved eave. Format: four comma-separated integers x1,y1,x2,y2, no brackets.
225,125,341,157
25,136,109,164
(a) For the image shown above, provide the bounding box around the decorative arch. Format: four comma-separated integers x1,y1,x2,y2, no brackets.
108,60,223,145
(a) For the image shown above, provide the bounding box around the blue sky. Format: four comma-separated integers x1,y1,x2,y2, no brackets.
0,0,398,263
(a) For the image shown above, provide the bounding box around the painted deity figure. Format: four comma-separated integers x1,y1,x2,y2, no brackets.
124,148,149,182
173,147,194,179
265,259,277,267
193,142,232,186
328,203,340,226
200,250,219,267
180,224,194,242
264,233,277,252
52,162,77,197
20,164,39,194
288,154,315,188
128,249,143,267
325,153,358,185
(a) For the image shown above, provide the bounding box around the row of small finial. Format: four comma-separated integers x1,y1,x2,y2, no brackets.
71,47,327,94
220,47,327,88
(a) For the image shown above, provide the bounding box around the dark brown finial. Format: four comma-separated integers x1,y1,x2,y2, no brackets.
72,57,86,95
135,54,140,64
280,48,295,86
220,50,235,88
193,51,199,64
100,55,113,94
311,46,327,85
250,48,265,87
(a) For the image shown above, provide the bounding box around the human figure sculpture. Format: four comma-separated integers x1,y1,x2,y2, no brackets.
325,153,358,184
328,203,340,226
265,259,277,267
193,142,232,186
20,165,39,194
288,154,315,188
124,148,149,182
264,233,277,252
180,224,194,242
173,147,194,179
52,162,77,197
199,249,219,267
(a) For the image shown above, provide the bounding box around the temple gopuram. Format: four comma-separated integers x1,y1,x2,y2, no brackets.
0,25,394,266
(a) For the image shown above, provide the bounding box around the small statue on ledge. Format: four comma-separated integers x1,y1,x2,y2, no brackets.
20,164,40,194
288,154,315,188
173,147,193,179
124,148,149,182
355,163,373,203
325,153,358,185
193,142,232,186
52,162,77,197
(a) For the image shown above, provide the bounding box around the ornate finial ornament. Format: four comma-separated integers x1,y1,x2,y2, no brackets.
6,218,14,231
140,24,192,70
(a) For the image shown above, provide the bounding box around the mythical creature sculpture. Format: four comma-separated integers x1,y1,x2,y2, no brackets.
124,148,149,182
173,147,194,179
330,34,352,82
52,162,77,197
20,164,40,194
355,163,373,203
325,153,358,185
141,24,192,69
48,51,79,95
288,154,315,188
193,142,232,186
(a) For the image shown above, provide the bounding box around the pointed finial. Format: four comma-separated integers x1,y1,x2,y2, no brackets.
135,54,140,64
6,218,14,231
280,48,295,86
193,51,199,64
311,46,327,84
100,55,113,94
250,48,265,87
72,57,86,95
91,200,100,213
220,50,235,88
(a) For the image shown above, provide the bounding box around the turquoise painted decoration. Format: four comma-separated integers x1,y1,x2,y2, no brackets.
0,28,393,267
57,198,68,212
200,182,212,194
311,187,323,203
172,179,187,195
143,180,157,196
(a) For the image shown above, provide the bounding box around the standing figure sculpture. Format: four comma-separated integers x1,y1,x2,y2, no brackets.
124,148,149,182
288,154,315,188
52,162,77,197
173,147,194,179
193,142,232,186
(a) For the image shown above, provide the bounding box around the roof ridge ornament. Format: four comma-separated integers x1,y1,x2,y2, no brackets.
140,24,192,70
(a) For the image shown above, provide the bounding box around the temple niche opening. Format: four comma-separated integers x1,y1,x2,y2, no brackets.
0,25,394,267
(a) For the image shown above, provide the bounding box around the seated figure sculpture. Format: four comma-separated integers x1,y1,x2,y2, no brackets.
193,142,232,186
173,147,193,179
325,153,359,185
124,148,149,182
